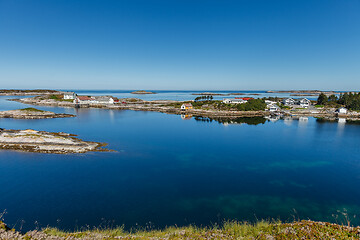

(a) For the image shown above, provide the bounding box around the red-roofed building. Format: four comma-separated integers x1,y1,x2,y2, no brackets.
74,96,94,104
235,97,253,101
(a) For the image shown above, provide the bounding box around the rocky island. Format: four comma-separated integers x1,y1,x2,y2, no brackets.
0,108,75,119
0,129,108,154
131,90,157,94
192,92,227,96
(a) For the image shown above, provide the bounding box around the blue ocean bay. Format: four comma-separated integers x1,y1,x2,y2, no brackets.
0,93,360,231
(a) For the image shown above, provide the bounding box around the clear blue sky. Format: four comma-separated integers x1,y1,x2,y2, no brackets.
0,0,359,90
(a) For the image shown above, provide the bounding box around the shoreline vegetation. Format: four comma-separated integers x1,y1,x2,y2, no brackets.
0,129,109,154
1,220,360,239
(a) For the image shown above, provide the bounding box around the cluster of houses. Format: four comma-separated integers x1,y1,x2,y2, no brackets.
62,92,119,105
282,98,311,108
221,97,313,113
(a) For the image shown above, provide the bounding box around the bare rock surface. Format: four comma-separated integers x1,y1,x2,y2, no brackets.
0,108,75,119
0,129,109,154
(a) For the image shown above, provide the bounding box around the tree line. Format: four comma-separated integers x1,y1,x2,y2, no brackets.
194,95,214,101
317,92,360,110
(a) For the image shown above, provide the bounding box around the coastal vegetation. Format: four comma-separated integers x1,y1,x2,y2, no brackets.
194,95,214,101
20,108,44,112
49,94,74,102
1,220,360,239
317,92,360,110
171,99,267,111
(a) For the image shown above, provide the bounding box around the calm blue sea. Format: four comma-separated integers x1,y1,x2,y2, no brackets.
0,92,359,232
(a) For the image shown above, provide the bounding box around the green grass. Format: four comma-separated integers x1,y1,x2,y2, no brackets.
20,108,44,112
37,220,360,239
48,94,72,102
2,219,360,239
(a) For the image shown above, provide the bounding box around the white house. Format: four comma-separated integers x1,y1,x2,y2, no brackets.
63,92,76,100
268,104,280,112
93,96,115,104
337,107,348,114
298,98,311,108
222,98,247,104
283,98,295,106
265,100,277,105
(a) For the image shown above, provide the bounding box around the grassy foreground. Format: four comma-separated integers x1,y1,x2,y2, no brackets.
2,220,360,239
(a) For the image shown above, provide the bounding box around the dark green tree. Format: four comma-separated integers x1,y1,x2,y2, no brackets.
328,94,338,102
317,93,328,105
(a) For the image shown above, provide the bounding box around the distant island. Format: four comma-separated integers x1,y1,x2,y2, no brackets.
131,90,157,94
267,90,339,95
0,108,75,119
192,92,227,96
192,92,261,96
0,89,62,96
0,128,109,154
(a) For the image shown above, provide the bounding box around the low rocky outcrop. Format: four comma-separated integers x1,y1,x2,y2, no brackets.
0,108,75,119
0,129,109,154
131,90,156,94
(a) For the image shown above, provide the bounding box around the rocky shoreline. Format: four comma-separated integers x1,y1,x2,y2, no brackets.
12,96,360,120
0,108,75,119
0,129,109,154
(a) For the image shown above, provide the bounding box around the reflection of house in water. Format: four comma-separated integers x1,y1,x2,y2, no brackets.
283,116,293,125
298,116,309,126
265,115,280,122
338,118,346,124
181,114,193,120
299,117,309,122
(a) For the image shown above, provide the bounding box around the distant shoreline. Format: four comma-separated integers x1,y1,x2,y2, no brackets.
0,89,63,96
